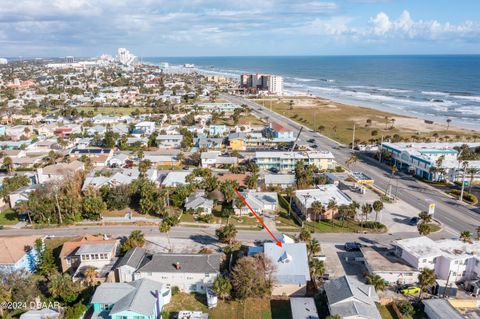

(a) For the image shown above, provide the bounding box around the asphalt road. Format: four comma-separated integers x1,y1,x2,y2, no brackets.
223,93,480,235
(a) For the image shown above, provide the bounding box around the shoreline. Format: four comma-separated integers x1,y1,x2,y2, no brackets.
159,62,480,132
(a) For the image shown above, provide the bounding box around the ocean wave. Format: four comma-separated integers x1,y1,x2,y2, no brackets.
346,85,410,93
421,91,450,97
452,95,480,103
292,77,316,82
456,106,480,115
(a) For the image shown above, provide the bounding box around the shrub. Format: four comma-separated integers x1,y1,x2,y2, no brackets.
360,221,386,229
335,166,345,173
64,302,87,319
449,189,479,205
397,301,415,317
278,195,291,211
171,286,180,296
197,214,214,223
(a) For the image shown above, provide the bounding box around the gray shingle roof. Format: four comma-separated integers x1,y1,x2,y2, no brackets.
91,278,166,317
76,243,115,255
117,247,147,269
137,253,222,274
324,276,381,319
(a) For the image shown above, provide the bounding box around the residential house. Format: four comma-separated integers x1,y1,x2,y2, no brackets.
36,160,84,184
0,236,43,273
69,148,113,167
184,191,214,214
9,184,38,208
265,122,294,139
361,246,419,285
422,299,463,319
156,135,183,148
90,278,171,319
82,168,158,191
134,121,156,135
290,298,319,319
197,102,240,113
324,275,381,319
255,151,336,173
144,152,179,167
160,171,196,187
19,309,60,319
201,151,238,168
234,190,278,215
107,153,130,168
116,249,222,294
228,132,246,151
264,174,296,189
209,125,228,137
294,185,352,220
263,242,310,296
59,235,119,281
216,173,249,188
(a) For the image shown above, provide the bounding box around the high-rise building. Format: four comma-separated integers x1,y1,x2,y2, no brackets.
0,58,7,65
240,73,283,94
117,48,137,66
65,56,74,63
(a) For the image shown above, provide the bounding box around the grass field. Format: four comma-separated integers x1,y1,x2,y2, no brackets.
253,97,477,145
305,220,366,233
0,209,18,225
77,106,152,116
162,293,291,319
214,114,265,126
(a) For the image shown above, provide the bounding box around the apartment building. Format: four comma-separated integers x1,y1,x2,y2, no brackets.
255,151,335,172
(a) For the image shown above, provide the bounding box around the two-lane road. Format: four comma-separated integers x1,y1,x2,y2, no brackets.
223,93,480,235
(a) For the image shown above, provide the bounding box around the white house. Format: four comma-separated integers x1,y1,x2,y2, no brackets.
233,190,278,215
201,151,238,168
36,161,84,184
184,191,214,214
116,248,222,294
134,121,156,135
294,185,352,220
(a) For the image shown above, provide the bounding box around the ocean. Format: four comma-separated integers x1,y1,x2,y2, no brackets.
145,55,480,129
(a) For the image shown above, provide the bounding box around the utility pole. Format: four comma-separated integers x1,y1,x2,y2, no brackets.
351,123,356,150
378,135,384,162
460,161,468,202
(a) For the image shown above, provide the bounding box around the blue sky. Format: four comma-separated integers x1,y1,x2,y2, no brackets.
1,0,479,57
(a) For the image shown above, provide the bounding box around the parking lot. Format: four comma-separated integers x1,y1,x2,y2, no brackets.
321,243,366,280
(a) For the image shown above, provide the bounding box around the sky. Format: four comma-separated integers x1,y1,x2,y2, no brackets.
1,0,480,57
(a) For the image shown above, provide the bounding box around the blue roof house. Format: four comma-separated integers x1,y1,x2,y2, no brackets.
264,242,310,297
90,278,171,319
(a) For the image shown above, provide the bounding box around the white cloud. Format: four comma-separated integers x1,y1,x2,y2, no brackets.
370,12,392,35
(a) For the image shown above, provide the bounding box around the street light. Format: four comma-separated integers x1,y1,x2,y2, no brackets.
460,161,469,202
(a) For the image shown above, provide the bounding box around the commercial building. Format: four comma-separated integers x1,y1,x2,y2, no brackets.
380,142,480,182
294,185,352,220
395,236,480,283
240,74,283,94
255,151,336,172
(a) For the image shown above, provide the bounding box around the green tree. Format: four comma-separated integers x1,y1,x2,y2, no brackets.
365,274,385,292
121,230,145,254
104,130,116,148
397,301,415,317
418,268,436,298
307,239,321,257
419,211,432,224
460,230,472,243
213,275,232,301
310,200,324,222
48,273,80,303
216,224,237,245
417,223,432,236
309,258,325,290
35,239,56,276
159,221,173,252
231,255,273,299
82,189,106,220
372,200,384,223
299,229,311,242
3,156,13,174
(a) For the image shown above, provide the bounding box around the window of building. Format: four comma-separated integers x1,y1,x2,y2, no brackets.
205,273,210,277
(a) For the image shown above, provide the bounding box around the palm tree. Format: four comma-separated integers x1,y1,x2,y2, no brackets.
418,211,433,224
285,186,295,217
467,168,478,193
418,268,436,298
212,275,232,301
309,258,325,289
215,224,237,245
83,266,98,286
446,118,452,130
460,230,472,243
327,199,338,223
299,229,312,242
366,274,385,292
310,201,324,222
345,154,358,170
361,203,372,226
372,200,384,223
417,223,432,236
2,156,13,174
307,239,321,257
476,226,480,241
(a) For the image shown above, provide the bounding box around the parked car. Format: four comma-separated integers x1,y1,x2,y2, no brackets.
269,167,279,173
408,217,420,226
311,144,318,148
344,242,362,251
307,138,315,143
400,286,421,295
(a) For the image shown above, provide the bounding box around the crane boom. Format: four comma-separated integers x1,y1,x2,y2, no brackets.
290,126,303,152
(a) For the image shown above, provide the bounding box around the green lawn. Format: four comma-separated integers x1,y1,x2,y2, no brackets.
253,97,477,145
77,106,151,116
0,209,19,225
162,293,289,319
304,220,364,233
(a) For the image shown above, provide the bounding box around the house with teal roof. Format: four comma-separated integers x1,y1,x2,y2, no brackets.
90,278,171,319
